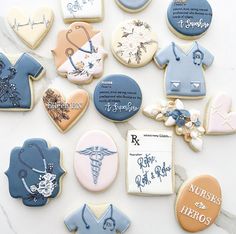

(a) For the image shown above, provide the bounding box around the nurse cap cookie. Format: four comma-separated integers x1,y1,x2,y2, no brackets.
115,0,152,13
5,138,65,207
167,0,213,39
175,175,222,232
94,74,142,122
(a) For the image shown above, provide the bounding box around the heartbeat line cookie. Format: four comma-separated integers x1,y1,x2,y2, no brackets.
0,51,45,111
61,0,103,23
111,19,158,67
75,130,118,192
5,138,65,207
43,88,89,133
115,0,152,13
52,22,107,85
7,7,54,49
167,0,213,39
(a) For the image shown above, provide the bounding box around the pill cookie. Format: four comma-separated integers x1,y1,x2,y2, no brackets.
0,51,44,111
154,42,214,99
115,0,152,13
5,138,65,207
52,22,107,85
167,0,213,39
7,7,54,49
43,88,89,133
65,203,130,233
61,0,103,23
75,130,118,192
175,175,222,232
94,74,142,122
143,99,205,152
111,19,158,67
127,130,174,195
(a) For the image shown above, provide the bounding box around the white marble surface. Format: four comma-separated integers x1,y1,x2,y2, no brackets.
0,0,236,233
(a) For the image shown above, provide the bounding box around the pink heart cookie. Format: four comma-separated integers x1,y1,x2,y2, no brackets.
205,94,236,134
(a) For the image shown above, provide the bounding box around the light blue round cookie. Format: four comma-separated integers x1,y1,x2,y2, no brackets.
93,74,142,122
116,0,152,12
167,0,213,38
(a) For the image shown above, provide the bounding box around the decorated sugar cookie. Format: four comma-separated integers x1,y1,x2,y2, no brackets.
65,203,130,234
75,130,118,192
143,99,205,152
5,139,65,207
7,7,54,49
52,22,107,85
205,94,236,135
94,74,142,122
43,88,89,133
154,42,214,99
176,175,222,232
167,0,213,39
115,0,152,13
111,19,158,67
127,130,174,195
0,52,44,111
61,0,103,23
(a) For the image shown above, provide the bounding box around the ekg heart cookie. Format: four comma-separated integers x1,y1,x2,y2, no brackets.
43,88,89,133
205,93,236,135
7,7,54,49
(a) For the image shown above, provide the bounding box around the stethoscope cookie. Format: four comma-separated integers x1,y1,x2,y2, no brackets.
115,0,152,13
94,74,142,122
43,88,89,133
167,0,213,39
64,203,130,233
75,130,118,192
0,52,45,111
61,0,103,23
7,7,54,49
52,22,107,85
154,41,214,99
111,19,158,67
5,138,65,207
175,175,222,232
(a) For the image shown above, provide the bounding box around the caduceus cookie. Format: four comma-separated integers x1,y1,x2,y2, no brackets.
52,22,107,85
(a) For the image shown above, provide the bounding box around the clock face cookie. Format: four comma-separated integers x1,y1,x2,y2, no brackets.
176,175,222,232
94,74,142,122
167,0,213,39
0,52,44,111
115,0,152,13
127,130,174,195
61,0,103,23
5,138,65,207
111,19,158,67
43,88,89,133
74,130,118,192
52,22,107,85
7,7,54,49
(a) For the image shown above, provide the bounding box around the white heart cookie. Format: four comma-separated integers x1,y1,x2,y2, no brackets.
7,7,54,49
205,93,236,134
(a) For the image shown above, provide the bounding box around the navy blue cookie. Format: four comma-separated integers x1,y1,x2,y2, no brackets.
93,74,142,122
5,138,65,207
167,0,213,38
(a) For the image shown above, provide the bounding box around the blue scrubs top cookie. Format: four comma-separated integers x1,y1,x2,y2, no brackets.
116,0,152,12
167,0,213,39
5,138,65,207
93,74,142,122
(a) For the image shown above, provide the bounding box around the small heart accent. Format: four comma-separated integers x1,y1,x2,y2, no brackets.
43,88,89,133
173,82,180,88
193,83,200,88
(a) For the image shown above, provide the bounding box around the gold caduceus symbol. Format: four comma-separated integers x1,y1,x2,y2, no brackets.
78,146,117,184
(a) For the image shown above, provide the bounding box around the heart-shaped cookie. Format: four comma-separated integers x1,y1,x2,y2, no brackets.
205,93,236,134
43,88,89,133
7,7,54,49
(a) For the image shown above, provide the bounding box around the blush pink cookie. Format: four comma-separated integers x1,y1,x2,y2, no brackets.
74,130,118,192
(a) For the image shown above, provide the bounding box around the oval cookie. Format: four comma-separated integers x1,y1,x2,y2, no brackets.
94,74,142,122
74,130,118,192
176,175,222,232
111,19,158,67
116,0,152,13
